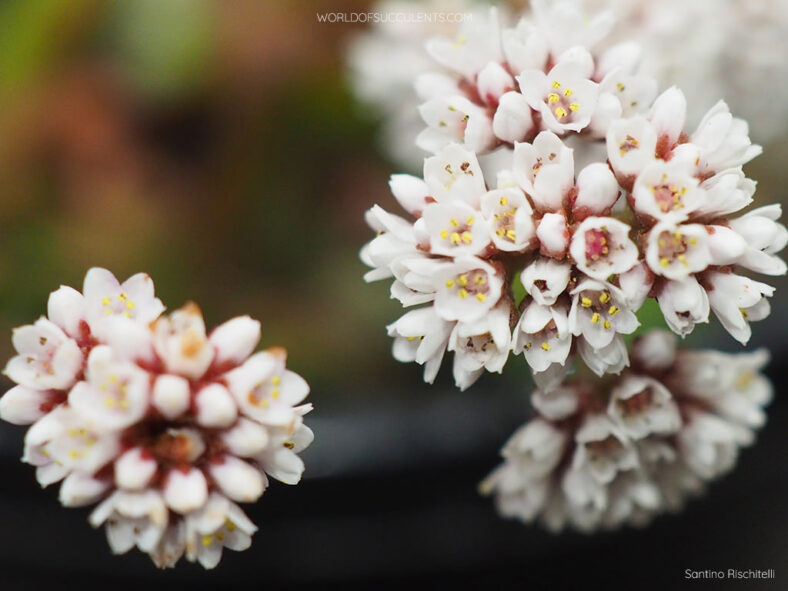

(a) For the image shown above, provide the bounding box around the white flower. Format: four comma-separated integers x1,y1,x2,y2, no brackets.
577,334,629,377
648,86,686,148
631,159,705,223
678,412,751,480
572,414,638,485
656,277,710,336
513,131,574,211
705,271,774,345
480,187,536,252
608,376,680,440
388,174,432,217
433,256,504,322
184,493,257,569
694,169,754,219
83,268,165,338
423,143,486,206
520,257,571,307
417,95,495,153
492,91,535,143
536,212,571,258
570,217,639,280
692,100,762,174
631,330,677,372
572,162,620,220
387,306,453,384
729,205,788,276
0,268,312,569
645,222,711,279
4,318,83,391
568,279,639,349
519,50,600,134
448,301,511,390
422,201,490,257
606,115,658,180
514,301,572,373
425,7,503,79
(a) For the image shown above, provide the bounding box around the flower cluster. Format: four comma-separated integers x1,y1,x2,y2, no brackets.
481,331,772,531
361,0,786,393
0,268,313,569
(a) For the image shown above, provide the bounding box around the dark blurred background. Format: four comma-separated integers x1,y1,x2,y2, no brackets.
0,1,785,588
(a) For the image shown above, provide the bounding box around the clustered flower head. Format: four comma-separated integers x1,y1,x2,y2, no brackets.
361,0,786,394
0,268,313,569
480,331,772,531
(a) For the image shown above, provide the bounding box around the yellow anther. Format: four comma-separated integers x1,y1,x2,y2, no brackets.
547,93,560,104
406,336,417,341
740,308,748,318
677,254,687,261
260,399,270,408
271,390,280,399
445,280,455,288
599,292,611,304
70,450,80,459
68,428,78,437
461,231,473,244
603,320,611,330
440,230,449,239
660,258,670,268
581,297,593,308
569,102,579,112
216,532,225,542
104,308,113,316
450,232,461,244
466,216,475,226
541,342,551,351
591,313,601,324
101,297,111,306
476,293,487,302
689,237,698,245
118,293,127,301
225,520,236,532
555,107,568,118
658,239,666,247
551,80,561,89
496,228,506,237
125,301,135,310
616,82,625,91
673,232,683,240
284,441,295,449
202,535,213,547
449,218,459,227
474,275,486,285
506,230,516,240
271,376,281,386
119,399,129,409
458,274,468,287
123,311,132,318
563,88,573,97
458,289,469,299
104,398,116,408
608,306,619,316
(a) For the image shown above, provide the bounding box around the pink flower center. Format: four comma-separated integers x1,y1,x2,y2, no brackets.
584,228,611,262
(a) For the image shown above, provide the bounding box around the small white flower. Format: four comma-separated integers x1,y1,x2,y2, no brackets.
4,318,83,391
423,143,487,206
572,414,638,485
648,86,686,148
572,162,620,220
631,330,677,372
695,169,755,219
729,205,788,276
387,306,454,384
89,490,169,556
519,52,599,134
536,212,571,258
256,417,314,485
388,174,433,217
476,61,515,106
480,187,536,252
656,276,710,336
705,271,774,345
153,303,215,380
448,301,512,390
422,201,490,257
425,7,503,79
514,301,572,373
606,115,658,180
692,100,762,174
608,375,681,440
417,95,495,153
83,268,165,338
513,131,574,211
645,222,711,279
570,217,639,280
492,91,535,144
433,256,504,323
678,412,751,480
184,493,257,569
577,334,629,377
631,159,705,223
0,385,62,425
520,257,571,307
568,279,639,349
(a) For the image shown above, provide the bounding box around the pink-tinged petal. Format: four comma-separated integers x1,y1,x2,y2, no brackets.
115,447,157,491
47,286,85,338
0,386,59,425
59,472,111,507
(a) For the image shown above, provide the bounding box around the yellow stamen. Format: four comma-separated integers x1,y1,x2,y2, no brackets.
458,274,468,287
547,93,560,103
591,313,601,324
569,102,579,112
461,231,473,244
445,280,455,288
555,107,568,118
660,258,670,268
202,535,213,547
563,88,573,97
608,306,619,315
603,320,611,330
476,293,487,302
440,230,449,239
449,218,459,227
581,297,592,308
499,196,508,206
458,289,469,299
541,342,551,351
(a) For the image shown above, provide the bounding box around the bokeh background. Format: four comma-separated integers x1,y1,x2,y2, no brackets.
0,1,785,589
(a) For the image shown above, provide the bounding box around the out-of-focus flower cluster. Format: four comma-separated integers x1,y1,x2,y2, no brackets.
349,0,788,168
0,268,313,569
360,0,786,393
481,331,772,531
